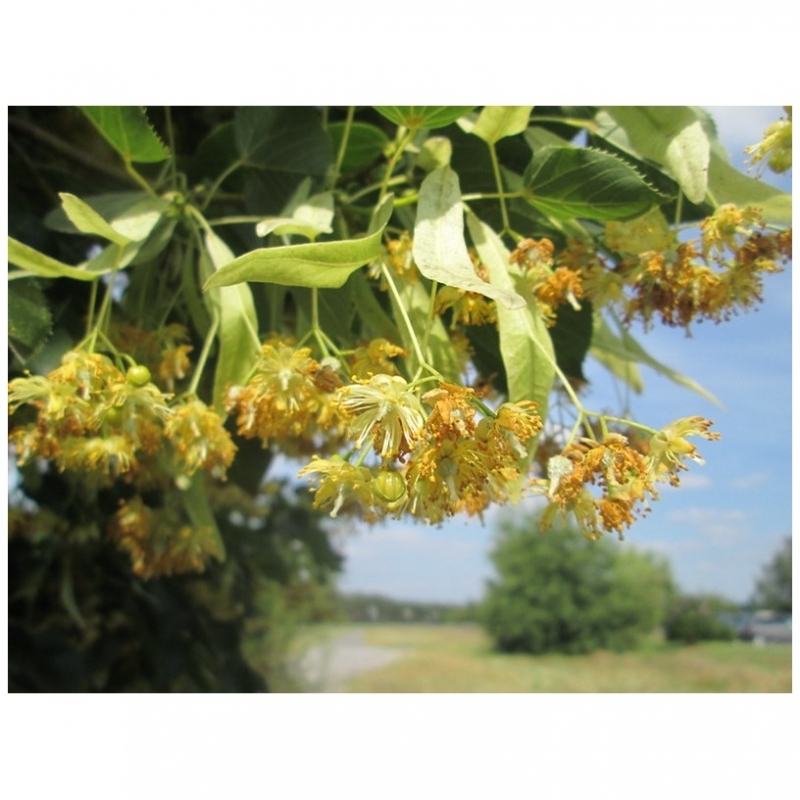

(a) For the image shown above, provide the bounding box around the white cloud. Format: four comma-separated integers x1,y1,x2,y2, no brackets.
666,506,750,544
730,472,769,490
678,473,711,490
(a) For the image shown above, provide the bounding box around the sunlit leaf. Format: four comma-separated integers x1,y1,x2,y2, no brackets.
255,191,334,240
202,229,260,412
523,146,658,221
413,167,525,309
471,106,533,145
373,106,475,130
707,151,792,224
603,106,710,204
203,194,394,291
80,106,169,163
8,236,136,281
465,210,555,419
58,193,132,246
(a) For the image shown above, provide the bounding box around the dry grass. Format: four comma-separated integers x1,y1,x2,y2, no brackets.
342,624,791,693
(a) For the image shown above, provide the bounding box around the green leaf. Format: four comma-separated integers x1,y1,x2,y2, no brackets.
523,146,658,221
549,300,594,383
471,106,533,145
465,210,555,419
590,314,721,406
328,121,389,173
58,193,132,246
255,191,334,240
183,472,226,563
587,315,644,393
387,276,462,383
80,106,169,163
8,236,142,282
413,167,525,309
8,279,52,359
374,106,475,130
45,192,169,243
707,151,792,224
202,230,260,412
603,106,710,204
203,194,394,291
235,107,331,176
9,237,97,281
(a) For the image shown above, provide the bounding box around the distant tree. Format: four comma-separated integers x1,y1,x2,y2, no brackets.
481,518,674,655
663,594,737,644
753,538,792,613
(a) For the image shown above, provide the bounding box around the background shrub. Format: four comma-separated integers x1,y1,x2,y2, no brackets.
481,517,674,655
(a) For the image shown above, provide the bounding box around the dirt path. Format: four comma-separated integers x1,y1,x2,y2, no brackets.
291,630,408,692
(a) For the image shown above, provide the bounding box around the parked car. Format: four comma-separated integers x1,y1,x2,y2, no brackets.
738,612,792,645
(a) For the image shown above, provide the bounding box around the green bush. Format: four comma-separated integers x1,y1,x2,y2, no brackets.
663,596,737,644
481,519,674,655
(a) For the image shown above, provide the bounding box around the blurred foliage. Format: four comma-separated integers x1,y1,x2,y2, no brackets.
337,592,478,624
663,595,738,644
753,537,792,614
481,518,674,654
8,471,342,691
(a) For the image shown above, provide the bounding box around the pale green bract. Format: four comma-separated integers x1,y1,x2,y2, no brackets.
413,166,526,309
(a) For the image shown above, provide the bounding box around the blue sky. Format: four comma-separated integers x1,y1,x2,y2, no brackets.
330,106,793,605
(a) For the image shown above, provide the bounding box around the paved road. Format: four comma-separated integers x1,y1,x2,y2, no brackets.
291,630,408,692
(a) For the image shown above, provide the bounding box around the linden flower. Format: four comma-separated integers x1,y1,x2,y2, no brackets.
298,456,375,518
745,111,792,175
337,374,426,458
647,416,720,483
164,399,237,478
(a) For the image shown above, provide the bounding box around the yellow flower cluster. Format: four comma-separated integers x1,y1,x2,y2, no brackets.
745,107,792,175
510,238,584,325
539,418,720,539
300,380,543,524
109,495,223,578
224,337,344,454
8,349,236,484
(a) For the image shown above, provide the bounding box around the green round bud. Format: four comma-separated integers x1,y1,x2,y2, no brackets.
126,365,152,386
373,470,407,504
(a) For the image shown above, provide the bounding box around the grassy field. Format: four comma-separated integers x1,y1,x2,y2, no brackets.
336,624,791,693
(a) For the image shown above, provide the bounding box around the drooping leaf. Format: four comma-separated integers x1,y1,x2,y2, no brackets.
588,315,644,394
603,106,711,204
45,192,169,245
413,167,525,309
707,151,792,224
590,314,721,406
202,229,260,412
465,210,555,420
203,194,394,291
255,191,334,240
8,279,52,359
182,472,226,563
374,106,475,130
523,146,659,221
80,106,169,163
471,106,533,145
58,193,132,246
8,236,132,281
328,121,389,173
